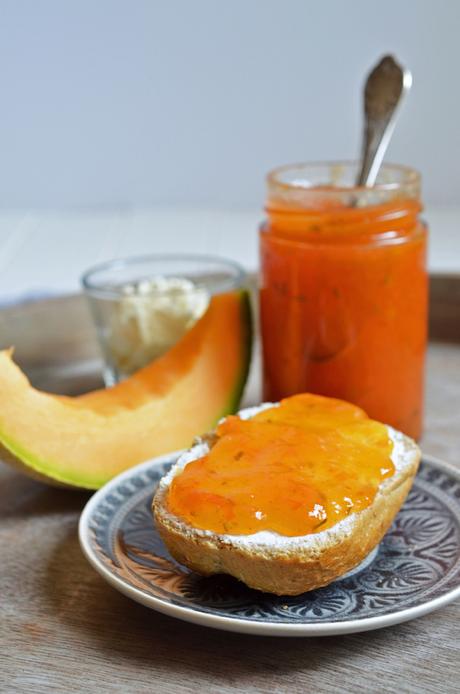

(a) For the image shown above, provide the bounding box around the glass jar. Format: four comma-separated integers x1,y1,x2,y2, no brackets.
259,162,428,439
82,254,247,386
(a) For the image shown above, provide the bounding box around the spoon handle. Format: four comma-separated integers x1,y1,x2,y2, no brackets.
356,55,412,187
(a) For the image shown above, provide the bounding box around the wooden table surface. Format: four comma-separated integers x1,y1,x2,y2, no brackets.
1,303,460,692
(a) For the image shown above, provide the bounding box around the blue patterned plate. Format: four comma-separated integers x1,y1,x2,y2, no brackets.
79,453,460,636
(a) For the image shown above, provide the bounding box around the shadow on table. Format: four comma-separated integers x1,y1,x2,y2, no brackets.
0,467,91,519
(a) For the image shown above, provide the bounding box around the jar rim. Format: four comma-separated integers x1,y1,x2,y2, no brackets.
267,161,420,198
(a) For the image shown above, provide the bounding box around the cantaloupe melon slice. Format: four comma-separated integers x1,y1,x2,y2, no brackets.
0,290,251,489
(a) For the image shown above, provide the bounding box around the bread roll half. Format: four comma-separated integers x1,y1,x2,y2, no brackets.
153,403,420,596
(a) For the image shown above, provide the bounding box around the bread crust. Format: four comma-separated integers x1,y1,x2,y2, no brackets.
153,418,420,596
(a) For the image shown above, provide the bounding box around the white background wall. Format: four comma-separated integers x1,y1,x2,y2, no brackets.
0,0,458,210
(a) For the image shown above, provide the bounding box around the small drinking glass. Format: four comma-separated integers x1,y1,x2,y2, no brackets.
81,254,247,386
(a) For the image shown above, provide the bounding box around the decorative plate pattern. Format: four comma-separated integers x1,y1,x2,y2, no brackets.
79,453,460,636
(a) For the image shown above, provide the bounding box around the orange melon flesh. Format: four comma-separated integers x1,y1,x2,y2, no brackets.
0,290,251,489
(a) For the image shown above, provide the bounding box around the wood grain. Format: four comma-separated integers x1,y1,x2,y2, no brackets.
429,274,460,343
1,285,460,693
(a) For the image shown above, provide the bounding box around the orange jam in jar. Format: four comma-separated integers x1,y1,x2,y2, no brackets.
260,163,428,440
166,394,394,537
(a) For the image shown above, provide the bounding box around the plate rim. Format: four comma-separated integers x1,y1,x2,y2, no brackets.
78,451,460,637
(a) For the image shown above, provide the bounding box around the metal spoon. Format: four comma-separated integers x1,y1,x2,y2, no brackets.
356,55,412,187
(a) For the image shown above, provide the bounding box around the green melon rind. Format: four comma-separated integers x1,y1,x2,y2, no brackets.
0,434,85,488
0,289,253,490
220,288,253,418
